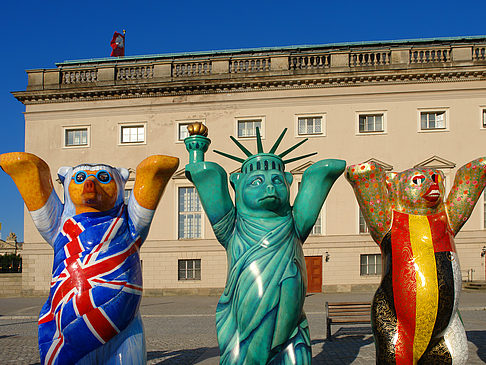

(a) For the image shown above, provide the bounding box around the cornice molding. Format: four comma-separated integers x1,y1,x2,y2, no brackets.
14,68,486,105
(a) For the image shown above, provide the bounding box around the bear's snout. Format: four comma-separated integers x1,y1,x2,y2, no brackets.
83,179,96,193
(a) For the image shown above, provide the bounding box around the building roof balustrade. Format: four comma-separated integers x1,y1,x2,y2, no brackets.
13,37,486,104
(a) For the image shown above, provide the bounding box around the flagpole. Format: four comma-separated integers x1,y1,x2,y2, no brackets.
123,29,126,57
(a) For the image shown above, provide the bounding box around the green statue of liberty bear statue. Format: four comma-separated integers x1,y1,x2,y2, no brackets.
184,123,345,364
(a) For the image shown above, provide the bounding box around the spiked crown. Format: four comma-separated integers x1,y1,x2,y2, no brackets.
214,127,316,174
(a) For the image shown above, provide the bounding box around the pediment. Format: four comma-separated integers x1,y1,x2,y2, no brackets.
172,168,187,179
290,161,315,174
414,155,456,169
230,167,241,174
361,158,393,171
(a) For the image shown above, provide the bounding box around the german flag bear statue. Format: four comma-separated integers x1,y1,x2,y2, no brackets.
346,158,486,364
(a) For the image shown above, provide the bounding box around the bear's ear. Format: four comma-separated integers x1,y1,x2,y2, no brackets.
57,166,71,184
117,167,130,183
385,172,397,192
229,173,242,191
285,172,293,186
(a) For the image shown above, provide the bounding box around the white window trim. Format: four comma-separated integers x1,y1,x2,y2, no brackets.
355,110,387,135
175,182,205,240
235,116,266,139
175,119,206,143
294,113,326,138
118,122,147,145
178,258,202,281
417,108,449,133
357,205,369,234
360,253,382,276
480,106,486,130
63,125,91,149
482,190,486,229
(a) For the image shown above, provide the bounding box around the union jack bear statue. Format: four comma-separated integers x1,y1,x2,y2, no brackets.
0,153,179,365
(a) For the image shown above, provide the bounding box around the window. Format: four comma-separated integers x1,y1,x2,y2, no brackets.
178,259,201,280
482,109,486,128
359,209,369,234
358,114,384,133
420,111,446,130
483,190,486,229
124,189,132,204
360,254,382,276
178,187,202,239
121,124,145,143
64,127,88,147
237,119,262,138
297,116,323,135
310,212,322,235
178,123,191,141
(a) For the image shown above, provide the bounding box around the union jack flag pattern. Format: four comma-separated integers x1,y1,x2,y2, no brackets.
38,205,144,365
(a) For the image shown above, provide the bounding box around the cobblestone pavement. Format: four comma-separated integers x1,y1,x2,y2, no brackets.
0,292,484,364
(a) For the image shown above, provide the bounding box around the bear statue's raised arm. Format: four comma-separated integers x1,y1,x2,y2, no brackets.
185,160,234,226
445,157,486,236
293,158,346,241
0,152,62,244
345,161,392,245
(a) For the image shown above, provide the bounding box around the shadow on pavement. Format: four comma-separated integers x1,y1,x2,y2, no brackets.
140,301,176,308
148,347,215,364
313,327,374,363
467,330,486,363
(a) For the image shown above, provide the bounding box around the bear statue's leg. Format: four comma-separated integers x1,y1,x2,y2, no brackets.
268,316,311,365
372,283,399,365
77,312,146,365
418,311,467,365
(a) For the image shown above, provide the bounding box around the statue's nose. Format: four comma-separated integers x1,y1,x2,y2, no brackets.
266,184,275,194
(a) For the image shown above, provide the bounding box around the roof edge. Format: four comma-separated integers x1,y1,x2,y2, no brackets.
56,35,486,67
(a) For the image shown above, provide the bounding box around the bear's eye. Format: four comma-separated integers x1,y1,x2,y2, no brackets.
431,173,439,183
73,171,87,184
412,174,425,185
96,170,112,184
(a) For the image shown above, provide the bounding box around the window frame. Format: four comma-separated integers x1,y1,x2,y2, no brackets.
118,122,147,145
481,107,486,129
178,259,201,281
483,189,486,229
295,114,326,137
360,253,382,276
176,120,206,143
356,111,387,135
177,185,204,240
417,108,449,133
358,207,369,234
63,125,90,148
235,117,265,139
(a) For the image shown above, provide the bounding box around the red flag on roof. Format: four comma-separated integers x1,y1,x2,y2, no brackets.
110,32,125,57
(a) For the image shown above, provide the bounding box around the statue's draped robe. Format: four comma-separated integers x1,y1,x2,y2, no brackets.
38,205,144,365
213,209,311,364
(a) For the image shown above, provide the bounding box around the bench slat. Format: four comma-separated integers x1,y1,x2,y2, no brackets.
325,300,372,341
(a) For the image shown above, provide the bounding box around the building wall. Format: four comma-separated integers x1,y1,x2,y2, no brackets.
17,39,486,294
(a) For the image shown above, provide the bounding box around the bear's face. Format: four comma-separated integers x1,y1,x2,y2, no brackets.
387,168,445,214
68,169,118,213
231,169,292,217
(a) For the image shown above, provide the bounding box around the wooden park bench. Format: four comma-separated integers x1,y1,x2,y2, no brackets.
325,301,371,340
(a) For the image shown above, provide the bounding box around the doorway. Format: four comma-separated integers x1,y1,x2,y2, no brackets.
305,256,323,293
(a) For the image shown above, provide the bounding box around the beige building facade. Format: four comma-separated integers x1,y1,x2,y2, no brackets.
13,36,486,295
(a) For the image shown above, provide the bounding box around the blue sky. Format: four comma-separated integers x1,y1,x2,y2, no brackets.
1,0,485,241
